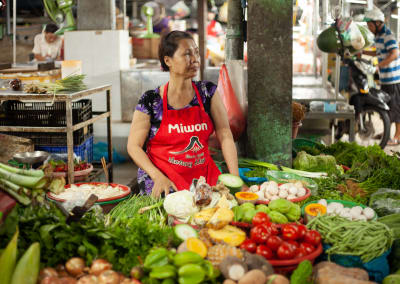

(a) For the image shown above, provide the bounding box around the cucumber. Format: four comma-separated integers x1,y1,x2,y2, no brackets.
174,224,198,241
218,174,244,194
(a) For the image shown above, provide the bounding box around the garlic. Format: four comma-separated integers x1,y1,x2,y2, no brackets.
287,195,297,200
278,189,288,199
249,185,260,193
363,207,375,220
296,187,306,197
266,181,279,195
288,186,298,196
279,183,292,191
270,196,280,201
294,181,304,189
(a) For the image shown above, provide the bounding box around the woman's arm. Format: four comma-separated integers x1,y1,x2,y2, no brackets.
210,90,239,176
127,111,177,197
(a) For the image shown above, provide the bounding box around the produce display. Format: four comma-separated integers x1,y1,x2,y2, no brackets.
2,140,400,284
49,160,92,173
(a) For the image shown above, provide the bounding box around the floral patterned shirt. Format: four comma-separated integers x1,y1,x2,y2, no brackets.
135,81,217,194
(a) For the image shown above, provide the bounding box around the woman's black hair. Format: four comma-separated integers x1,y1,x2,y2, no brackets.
158,31,194,71
45,23,58,34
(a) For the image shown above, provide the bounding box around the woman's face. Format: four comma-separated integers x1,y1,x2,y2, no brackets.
165,39,200,78
45,32,57,43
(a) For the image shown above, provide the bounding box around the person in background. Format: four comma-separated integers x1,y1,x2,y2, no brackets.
127,31,239,197
364,7,400,145
32,23,63,61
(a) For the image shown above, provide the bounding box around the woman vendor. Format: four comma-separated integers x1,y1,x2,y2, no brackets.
127,31,239,198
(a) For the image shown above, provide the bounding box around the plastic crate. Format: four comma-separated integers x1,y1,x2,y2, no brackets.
0,99,92,127
35,136,93,162
321,244,391,283
2,126,93,146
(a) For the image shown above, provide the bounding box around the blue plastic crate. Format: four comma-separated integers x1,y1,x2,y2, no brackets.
35,136,93,163
322,244,391,283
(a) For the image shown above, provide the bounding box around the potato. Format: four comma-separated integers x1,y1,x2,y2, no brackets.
314,261,369,281
265,274,290,284
223,280,237,284
238,269,267,284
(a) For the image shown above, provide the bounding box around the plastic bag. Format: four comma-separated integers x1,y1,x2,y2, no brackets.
369,188,400,217
341,21,365,50
265,170,318,194
217,64,246,141
191,176,213,206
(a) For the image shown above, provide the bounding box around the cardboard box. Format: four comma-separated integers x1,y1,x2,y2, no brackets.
132,37,160,59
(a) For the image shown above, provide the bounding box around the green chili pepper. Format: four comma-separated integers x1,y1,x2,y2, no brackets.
144,248,170,269
149,265,176,279
178,263,206,284
173,251,203,267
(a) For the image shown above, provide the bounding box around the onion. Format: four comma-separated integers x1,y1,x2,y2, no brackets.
77,275,98,284
90,259,113,276
41,276,61,284
130,266,144,279
56,264,70,277
98,270,120,284
59,277,78,284
66,257,86,277
39,267,59,281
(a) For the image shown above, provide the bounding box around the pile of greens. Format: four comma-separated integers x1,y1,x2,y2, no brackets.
0,203,175,275
299,142,400,193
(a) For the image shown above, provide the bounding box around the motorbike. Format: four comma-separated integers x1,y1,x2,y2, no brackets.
335,56,392,148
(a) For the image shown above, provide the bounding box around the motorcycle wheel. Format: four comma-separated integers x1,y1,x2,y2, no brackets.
355,105,391,148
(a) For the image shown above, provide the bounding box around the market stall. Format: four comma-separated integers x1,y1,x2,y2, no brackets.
1,139,400,284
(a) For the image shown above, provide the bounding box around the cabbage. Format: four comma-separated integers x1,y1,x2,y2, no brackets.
293,151,337,173
163,191,199,222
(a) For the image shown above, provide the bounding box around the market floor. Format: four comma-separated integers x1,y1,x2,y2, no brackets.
112,161,138,186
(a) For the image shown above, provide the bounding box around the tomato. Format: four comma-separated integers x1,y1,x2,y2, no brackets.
256,245,274,260
250,225,271,244
277,242,297,260
287,240,299,249
296,224,307,240
240,239,257,253
295,247,307,258
304,230,322,246
268,223,280,235
252,212,270,226
282,224,300,241
299,242,315,254
266,236,283,251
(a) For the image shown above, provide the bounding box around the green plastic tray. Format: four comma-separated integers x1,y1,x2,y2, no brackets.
301,199,378,221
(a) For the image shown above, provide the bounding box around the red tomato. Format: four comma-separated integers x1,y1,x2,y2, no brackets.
240,239,257,253
269,223,280,235
295,247,307,258
304,230,322,246
256,245,274,260
252,212,270,226
266,236,283,251
282,224,300,241
296,224,307,240
250,225,271,244
300,242,315,254
287,240,299,249
277,242,297,260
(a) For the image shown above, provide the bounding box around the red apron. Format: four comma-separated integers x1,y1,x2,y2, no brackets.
147,82,221,190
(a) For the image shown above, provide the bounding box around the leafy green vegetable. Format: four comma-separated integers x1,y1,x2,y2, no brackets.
0,203,174,275
243,167,266,178
290,260,313,284
293,151,338,174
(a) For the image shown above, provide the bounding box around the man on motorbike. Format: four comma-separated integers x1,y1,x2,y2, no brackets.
363,6,400,145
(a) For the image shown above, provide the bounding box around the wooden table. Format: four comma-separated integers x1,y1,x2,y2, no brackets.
0,84,113,183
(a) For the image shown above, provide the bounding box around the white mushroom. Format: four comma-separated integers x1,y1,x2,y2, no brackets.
363,207,375,220
249,185,260,193
350,206,363,220
278,189,289,199
296,187,306,197
288,186,298,196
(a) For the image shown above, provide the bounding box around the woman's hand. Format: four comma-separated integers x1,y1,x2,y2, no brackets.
151,173,178,198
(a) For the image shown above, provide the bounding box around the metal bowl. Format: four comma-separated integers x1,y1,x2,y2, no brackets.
13,151,50,165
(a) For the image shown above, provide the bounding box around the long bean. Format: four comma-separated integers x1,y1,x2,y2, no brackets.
307,215,393,262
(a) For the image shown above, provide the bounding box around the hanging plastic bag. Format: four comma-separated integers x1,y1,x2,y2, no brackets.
217,64,246,141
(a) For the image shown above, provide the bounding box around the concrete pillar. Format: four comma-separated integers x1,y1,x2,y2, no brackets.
247,0,292,166
77,0,116,30
198,0,207,80
226,0,244,60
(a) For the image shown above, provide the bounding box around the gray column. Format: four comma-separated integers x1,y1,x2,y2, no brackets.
226,0,244,60
247,0,292,166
